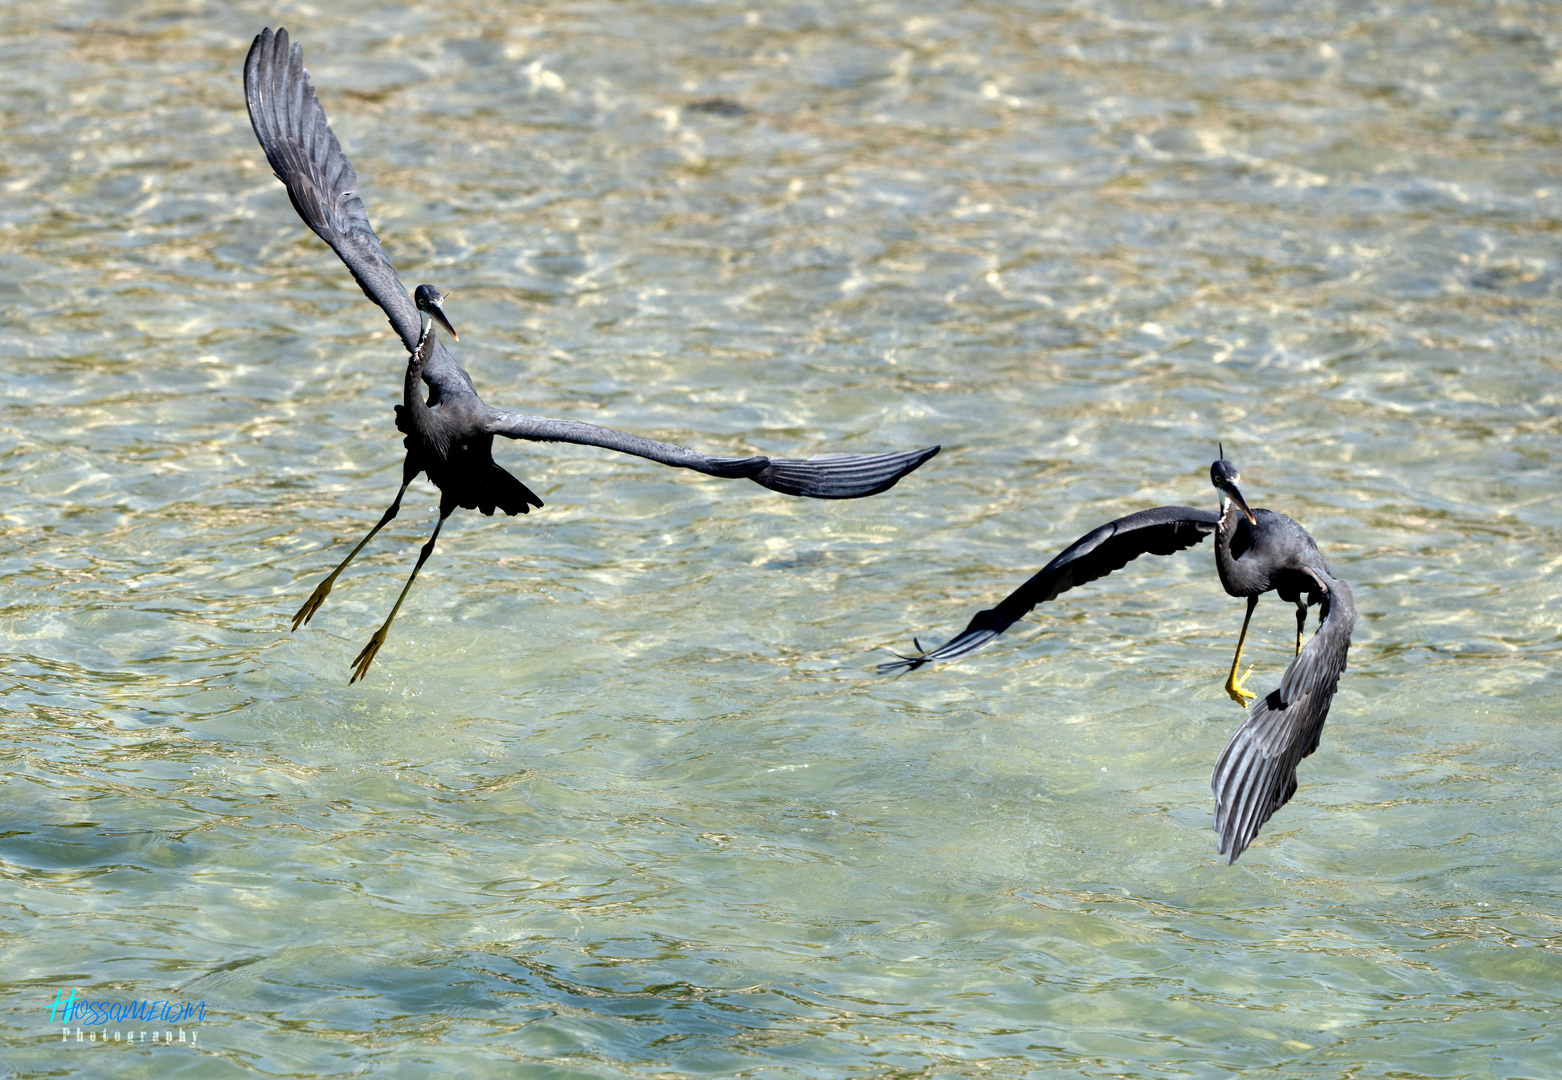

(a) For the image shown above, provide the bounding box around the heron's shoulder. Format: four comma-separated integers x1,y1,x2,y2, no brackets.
1252,507,1308,534
1249,507,1326,561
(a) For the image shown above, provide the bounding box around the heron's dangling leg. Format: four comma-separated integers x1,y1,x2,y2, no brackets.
349,509,450,684
291,483,411,631
1224,595,1260,707
1294,599,1309,656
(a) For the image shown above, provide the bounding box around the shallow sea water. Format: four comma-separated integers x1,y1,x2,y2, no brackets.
1,0,1560,1076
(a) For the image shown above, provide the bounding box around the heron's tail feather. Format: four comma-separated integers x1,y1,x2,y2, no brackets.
484,464,544,517
441,463,544,517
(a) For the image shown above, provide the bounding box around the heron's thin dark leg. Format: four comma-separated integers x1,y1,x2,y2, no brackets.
291,482,411,631
348,509,450,685
1224,594,1260,707
1294,599,1309,656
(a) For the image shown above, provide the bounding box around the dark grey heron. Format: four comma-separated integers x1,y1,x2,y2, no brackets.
879,451,1356,863
244,28,938,683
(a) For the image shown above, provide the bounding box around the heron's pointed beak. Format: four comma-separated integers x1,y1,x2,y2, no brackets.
1228,484,1256,524
429,302,458,341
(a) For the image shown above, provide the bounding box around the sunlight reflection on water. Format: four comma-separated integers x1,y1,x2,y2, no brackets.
1,1,1559,1076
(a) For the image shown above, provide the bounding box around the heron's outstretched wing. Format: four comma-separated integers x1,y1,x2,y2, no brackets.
484,410,938,498
244,27,421,352
879,506,1220,672
1212,573,1355,864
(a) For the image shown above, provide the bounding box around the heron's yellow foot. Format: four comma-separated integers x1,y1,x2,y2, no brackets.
291,575,338,632
348,629,387,684
1225,665,1256,707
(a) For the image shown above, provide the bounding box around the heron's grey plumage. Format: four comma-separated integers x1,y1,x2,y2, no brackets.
244,26,935,499
879,457,1355,864
245,27,421,351
244,28,938,681
878,506,1218,672
484,410,938,498
1206,498,1355,863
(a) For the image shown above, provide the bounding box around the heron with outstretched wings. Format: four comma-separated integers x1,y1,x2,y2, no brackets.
244,28,938,682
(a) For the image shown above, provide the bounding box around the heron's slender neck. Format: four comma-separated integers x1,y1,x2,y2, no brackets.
1213,489,1264,595
405,315,435,413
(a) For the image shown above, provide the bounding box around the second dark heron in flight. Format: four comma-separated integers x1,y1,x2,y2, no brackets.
244,28,937,683
880,452,1355,864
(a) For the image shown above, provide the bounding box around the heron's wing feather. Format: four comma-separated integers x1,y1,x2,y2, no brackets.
748,450,940,498
1212,573,1355,864
485,410,938,498
879,506,1220,672
245,28,421,352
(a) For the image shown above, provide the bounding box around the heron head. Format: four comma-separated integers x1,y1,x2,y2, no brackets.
1210,446,1255,523
414,284,459,341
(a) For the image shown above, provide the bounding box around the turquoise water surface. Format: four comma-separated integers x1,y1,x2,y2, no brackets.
1,1,1559,1076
